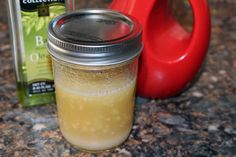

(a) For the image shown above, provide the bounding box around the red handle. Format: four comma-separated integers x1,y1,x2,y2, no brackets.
110,0,211,98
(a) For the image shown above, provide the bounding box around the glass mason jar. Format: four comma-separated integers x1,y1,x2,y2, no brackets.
47,9,143,151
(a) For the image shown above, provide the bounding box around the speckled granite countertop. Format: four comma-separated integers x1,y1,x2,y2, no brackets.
0,0,236,156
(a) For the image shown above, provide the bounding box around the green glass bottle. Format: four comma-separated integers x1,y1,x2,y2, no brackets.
7,0,65,107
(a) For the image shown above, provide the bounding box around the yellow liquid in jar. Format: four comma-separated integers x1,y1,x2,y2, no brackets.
55,71,136,151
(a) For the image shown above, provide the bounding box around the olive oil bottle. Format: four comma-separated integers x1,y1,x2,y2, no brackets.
7,0,65,107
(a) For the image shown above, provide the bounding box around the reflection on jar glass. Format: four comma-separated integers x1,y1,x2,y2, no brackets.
47,9,143,151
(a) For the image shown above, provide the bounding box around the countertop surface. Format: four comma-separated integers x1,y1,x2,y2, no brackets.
0,0,236,156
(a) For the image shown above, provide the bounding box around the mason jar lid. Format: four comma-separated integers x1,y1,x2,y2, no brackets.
47,9,143,66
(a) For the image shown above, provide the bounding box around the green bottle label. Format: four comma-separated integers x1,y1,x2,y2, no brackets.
19,0,65,95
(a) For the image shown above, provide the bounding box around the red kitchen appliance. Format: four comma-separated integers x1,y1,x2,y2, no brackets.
110,0,211,98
